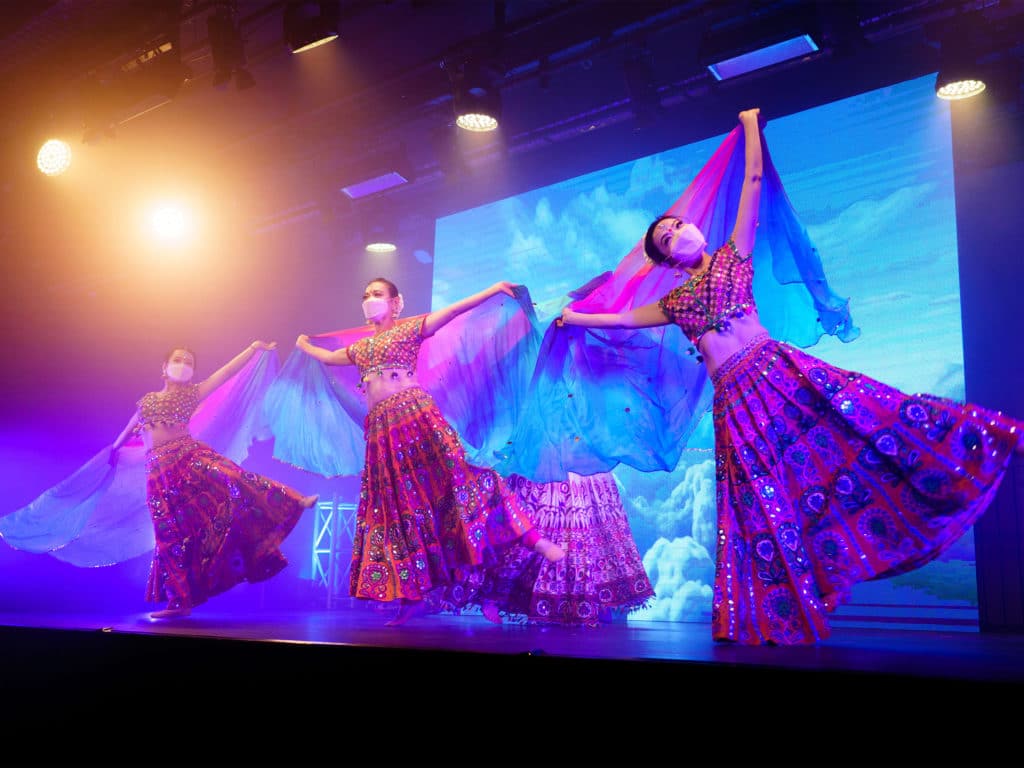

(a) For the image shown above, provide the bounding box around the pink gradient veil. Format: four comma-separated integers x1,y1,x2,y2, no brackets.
494,125,859,482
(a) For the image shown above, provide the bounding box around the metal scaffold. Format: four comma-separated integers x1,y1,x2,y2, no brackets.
310,496,358,609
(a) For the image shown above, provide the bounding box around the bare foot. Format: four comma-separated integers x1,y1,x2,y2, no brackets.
384,600,428,626
533,537,566,562
301,494,319,509
482,601,503,624
150,601,191,619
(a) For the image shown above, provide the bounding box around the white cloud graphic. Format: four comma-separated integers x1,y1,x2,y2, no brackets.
630,536,714,622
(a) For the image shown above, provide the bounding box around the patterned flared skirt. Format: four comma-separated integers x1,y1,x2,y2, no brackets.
351,386,535,602
711,335,1021,645
144,436,306,608
472,471,655,626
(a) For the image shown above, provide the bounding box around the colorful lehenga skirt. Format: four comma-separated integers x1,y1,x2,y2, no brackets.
463,471,654,626
351,386,535,602
711,334,1022,645
145,436,306,608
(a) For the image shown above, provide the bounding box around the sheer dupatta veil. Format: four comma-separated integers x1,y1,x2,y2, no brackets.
0,350,282,567
494,124,859,483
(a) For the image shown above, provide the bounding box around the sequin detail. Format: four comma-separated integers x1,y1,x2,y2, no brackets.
137,384,201,430
710,338,1023,645
144,435,306,608
440,471,655,626
658,239,756,347
346,317,426,385
350,386,536,602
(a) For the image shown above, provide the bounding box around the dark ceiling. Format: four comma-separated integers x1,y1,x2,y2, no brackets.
1,0,1023,230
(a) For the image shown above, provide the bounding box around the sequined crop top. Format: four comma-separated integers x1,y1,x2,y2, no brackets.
658,239,756,347
136,383,201,430
346,317,428,384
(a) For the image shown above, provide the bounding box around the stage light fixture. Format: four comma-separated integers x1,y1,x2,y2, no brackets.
208,3,253,90
37,139,72,176
444,56,501,132
120,39,193,98
935,35,986,100
338,144,414,200
700,10,821,81
283,1,340,54
362,210,398,253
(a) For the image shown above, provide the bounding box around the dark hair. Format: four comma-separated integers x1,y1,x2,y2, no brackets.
366,277,399,297
164,346,196,366
643,214,676,264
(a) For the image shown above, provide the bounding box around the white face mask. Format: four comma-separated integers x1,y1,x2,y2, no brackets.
669,223,707,265
362,296,391,322
165,362,194,383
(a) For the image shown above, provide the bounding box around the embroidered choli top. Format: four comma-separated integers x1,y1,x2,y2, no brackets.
136,383,201,430
346,317,428,384
658,239,756,347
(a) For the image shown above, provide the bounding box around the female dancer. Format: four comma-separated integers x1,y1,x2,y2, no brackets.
294,278,565,625
2,341,317,619
559,108,1024,644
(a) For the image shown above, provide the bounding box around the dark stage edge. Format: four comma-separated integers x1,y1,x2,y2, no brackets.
2,606,1022,766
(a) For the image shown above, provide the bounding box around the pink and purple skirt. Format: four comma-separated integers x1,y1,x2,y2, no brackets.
145,436,306,608
471,471,655,626
352,387,536,602
711,335,1021,644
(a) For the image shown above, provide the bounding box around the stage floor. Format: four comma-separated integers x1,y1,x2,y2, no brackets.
2,602,1022,765
4,598,1024,684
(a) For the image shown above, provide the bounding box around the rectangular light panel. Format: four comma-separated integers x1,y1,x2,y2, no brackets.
341,171,410,199
707,34,819,81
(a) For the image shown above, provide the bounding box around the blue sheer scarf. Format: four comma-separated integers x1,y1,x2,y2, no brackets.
262,285,542,478
494,125,859,482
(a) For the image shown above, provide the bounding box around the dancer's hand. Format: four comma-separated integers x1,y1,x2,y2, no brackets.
557,307,578,327
295,334,310,349
251,340,277,351
490,281,516,298
739,107,764,129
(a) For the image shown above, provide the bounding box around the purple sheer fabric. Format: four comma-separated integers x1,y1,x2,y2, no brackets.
263,286,542,477
0,350,281,567
494,125,859,483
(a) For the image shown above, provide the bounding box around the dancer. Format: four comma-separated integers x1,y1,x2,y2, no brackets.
1,341,317,620
291,277,565,625
557,107,1024,644
475,470,654,627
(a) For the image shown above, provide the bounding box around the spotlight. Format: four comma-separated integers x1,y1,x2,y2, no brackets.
37,139,72,176
362,211,397,253
207,3,250,90
283,1,340,54
935,35,986,100
444,56,501,132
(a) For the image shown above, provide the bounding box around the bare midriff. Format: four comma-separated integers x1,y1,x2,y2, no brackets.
141,422,191,451
697,310,770,378
363,367,424,410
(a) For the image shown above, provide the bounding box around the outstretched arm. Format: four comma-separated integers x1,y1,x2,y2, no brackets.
421,281,517,337
197,341,276,401
111,410,141,451
109,409,142,464
560,301,670,330
295,334,354,367
730,108,763,258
